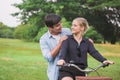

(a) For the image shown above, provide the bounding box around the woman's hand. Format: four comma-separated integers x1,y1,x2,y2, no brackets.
57,59,65,66
103,60,114,65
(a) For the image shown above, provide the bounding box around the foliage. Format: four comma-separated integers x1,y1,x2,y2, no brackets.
85,6,120,44
0,22,14,38
56,0,120,44
62,18,71,28
12,0,120,44
14,24,24,39
14,23,39,41
34,27,48,42
84,27,104,43
104,7,120,44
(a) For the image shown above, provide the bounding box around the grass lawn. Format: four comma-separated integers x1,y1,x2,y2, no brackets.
0,38,120,80
0,38,47,80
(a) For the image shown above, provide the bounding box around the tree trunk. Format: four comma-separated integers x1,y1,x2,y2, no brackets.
111,36,116,44
103,38,106,44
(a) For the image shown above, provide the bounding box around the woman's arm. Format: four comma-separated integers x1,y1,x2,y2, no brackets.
87,40,107,62
88,40,114,64
57,39,69,65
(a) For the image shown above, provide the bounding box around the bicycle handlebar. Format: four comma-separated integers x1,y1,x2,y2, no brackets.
58,63,109,73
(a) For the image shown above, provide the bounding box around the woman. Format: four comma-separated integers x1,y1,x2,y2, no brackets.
57,17,114,80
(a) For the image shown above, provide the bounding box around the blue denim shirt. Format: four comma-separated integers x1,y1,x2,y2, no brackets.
40,28,71,80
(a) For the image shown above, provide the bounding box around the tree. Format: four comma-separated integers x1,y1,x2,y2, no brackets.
12,0,63,41
12,0,62,27
104,7,120,44
14,23,39,41
83,0,120,44
12,0,120,43
57,0,120,44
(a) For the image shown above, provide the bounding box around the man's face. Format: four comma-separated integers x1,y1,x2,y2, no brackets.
49,21,62,35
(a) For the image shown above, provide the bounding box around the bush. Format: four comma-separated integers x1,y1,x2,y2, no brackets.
84,27,104,43
0,22,14,38
34,27,48,42
14,24,39,41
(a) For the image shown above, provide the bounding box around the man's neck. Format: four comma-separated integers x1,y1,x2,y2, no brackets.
49,31,60,35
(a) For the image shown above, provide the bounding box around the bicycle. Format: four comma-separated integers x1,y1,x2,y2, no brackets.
58,62,113,80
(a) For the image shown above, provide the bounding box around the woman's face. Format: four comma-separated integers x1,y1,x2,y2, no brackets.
71,20,84,34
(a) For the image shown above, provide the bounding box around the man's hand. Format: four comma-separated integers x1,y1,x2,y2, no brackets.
88,38,94,44
59,35,68,43
57,59,65,66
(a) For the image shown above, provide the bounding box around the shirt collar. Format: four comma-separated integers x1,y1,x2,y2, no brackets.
47,30,62,38
69,35,86,42
47,30,52,38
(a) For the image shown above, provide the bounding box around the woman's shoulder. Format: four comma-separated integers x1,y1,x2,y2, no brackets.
83,37,94,45
62,35,72,43
67,35,73,39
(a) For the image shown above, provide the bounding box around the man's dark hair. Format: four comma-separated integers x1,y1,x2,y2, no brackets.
44,13,61,28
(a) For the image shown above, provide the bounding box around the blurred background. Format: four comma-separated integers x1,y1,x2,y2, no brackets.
0,0,120,80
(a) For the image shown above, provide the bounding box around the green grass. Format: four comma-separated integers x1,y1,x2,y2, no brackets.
0,38,120,80
87,44,120,80
0,38,47,80
87,56,120,80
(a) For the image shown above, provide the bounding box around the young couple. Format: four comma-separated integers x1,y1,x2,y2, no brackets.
40,13,114,80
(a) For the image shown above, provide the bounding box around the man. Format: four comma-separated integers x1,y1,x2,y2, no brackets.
40,13,71,80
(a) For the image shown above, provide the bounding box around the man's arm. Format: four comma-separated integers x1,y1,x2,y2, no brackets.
51,35,68,58
40,35,68,62
40,38,53,62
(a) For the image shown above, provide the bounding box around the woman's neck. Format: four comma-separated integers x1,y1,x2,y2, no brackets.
73,33,82,45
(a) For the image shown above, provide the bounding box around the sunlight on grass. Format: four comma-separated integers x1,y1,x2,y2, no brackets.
95,44,120,56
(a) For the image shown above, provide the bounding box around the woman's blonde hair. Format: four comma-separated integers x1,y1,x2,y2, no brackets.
73,17,89,33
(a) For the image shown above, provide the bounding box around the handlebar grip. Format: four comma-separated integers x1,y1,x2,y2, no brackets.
102,63,109,68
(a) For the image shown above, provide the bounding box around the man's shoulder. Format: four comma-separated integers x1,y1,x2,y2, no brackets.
61,28,71,35
62,28,70,31
40,31,49,39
